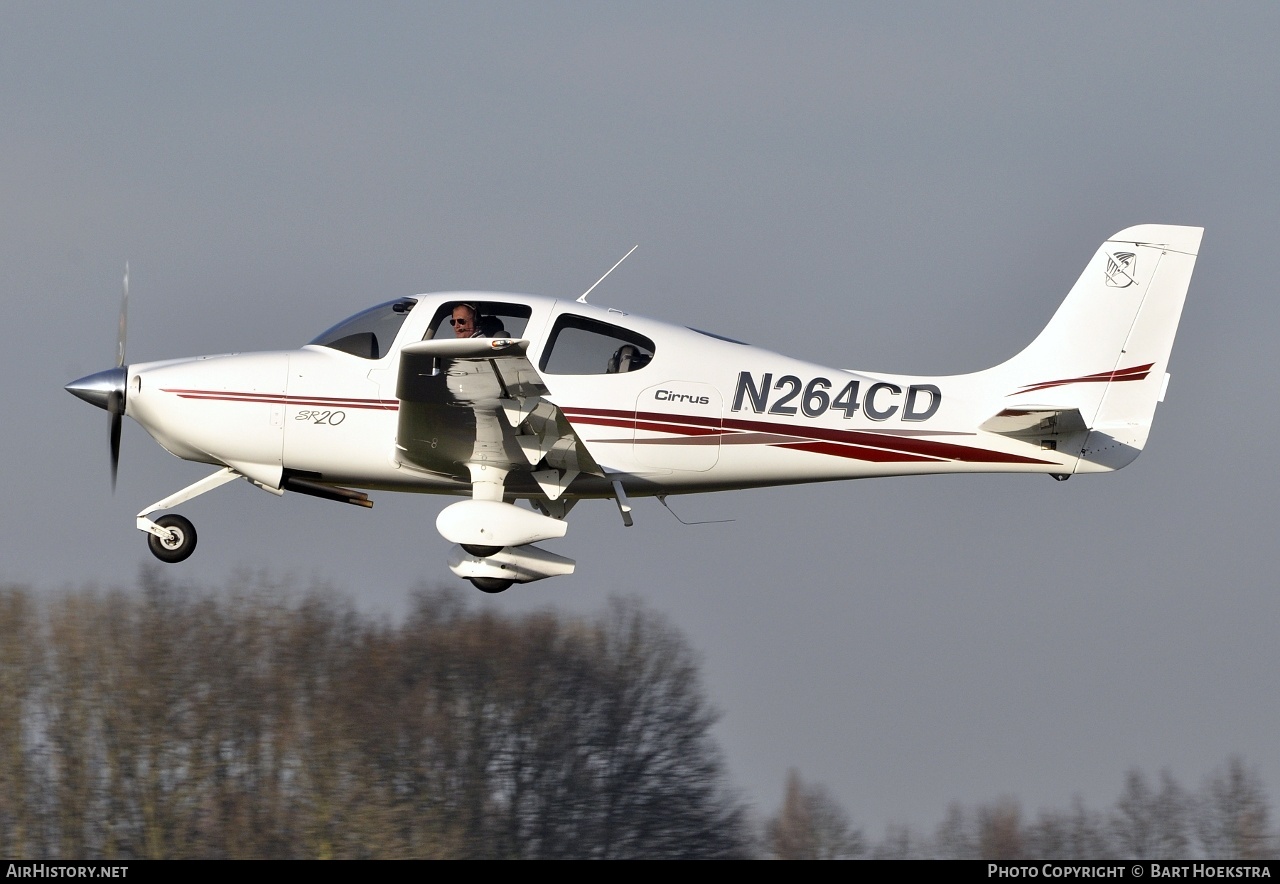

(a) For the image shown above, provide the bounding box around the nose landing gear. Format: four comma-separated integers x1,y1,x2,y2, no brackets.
147,514,197,563
137,467,242,563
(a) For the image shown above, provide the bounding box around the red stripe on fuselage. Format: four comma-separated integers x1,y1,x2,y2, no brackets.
562,407,1053,465
161,389,400,410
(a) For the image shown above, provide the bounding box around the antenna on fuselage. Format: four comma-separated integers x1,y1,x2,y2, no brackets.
578,244,638,303
656,494,735,526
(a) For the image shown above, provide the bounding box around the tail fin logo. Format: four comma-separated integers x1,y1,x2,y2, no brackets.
1105,251,1138,287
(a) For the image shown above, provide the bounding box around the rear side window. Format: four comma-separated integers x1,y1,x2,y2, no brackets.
539,314,655,375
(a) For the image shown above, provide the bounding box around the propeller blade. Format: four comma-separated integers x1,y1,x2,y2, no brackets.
107,388,124,491
111,261,129,490
109,409,122,491
117,262,129,368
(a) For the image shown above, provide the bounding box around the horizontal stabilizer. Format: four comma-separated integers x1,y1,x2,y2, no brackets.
980,407,1087,438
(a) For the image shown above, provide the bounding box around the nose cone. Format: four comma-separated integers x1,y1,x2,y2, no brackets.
65,366,127,411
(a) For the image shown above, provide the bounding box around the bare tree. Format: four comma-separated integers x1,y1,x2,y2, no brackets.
0,587,40,856
977,796,1024,859
765,768,864,859
1113,768,1155,858
395,592,752,859
1149,769,1191,859
933,802,978,859
43,591,106,857
1111,767,1189,859
1024,807,1073,859
1195,756,1272,860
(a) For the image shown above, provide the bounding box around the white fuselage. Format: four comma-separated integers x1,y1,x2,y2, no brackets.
124,291,1066,501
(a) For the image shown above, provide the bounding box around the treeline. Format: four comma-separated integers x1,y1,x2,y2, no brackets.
2,575,1274,860
0,576,750,858
765,762,1276,860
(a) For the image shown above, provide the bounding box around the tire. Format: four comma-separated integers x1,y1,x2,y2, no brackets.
470,577,513,593
147,514,197,564
462,543,503,558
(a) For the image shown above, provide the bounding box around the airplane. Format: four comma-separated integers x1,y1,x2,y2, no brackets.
66,224,1201,593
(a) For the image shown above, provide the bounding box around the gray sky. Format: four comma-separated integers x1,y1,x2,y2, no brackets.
6,2,1278,834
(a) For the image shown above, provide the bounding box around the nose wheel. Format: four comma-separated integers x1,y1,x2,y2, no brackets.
147,514,197,563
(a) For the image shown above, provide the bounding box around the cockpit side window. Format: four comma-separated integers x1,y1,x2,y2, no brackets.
423,302,533,341
308,298,417,359
539,314,655,375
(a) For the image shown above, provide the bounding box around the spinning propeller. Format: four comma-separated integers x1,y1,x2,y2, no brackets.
65,263,130,489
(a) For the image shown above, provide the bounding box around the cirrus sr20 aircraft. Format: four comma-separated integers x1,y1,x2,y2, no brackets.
67,225,1201,593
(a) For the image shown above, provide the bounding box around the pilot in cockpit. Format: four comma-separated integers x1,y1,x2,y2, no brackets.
450,303,479,338
451,302,508,339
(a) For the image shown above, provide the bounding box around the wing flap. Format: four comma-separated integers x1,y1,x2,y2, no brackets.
395,338,602,487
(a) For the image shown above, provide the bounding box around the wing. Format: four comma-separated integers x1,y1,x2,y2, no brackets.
395,338,603,500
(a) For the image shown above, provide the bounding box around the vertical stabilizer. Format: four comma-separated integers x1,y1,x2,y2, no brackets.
990,225,1201,472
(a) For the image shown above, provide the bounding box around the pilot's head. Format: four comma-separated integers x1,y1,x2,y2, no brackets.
608,344,650,373
451,303,478,338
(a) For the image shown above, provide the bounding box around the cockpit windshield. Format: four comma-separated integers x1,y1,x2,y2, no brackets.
308,298,417,359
